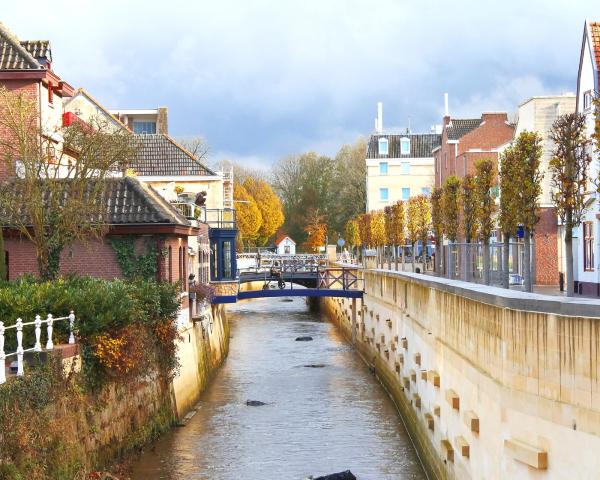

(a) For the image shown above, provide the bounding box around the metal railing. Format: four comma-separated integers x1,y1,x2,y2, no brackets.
199,208,236,228
0,312,75,384
237,253,328,274
171,202,198,220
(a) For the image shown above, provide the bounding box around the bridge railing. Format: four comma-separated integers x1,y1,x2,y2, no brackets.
237,253,329,274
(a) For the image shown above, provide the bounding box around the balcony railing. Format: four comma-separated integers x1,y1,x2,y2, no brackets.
200,208,236,229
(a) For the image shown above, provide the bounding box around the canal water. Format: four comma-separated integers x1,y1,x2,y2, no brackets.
129,297,425,480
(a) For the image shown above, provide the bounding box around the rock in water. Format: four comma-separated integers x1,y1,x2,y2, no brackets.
314,471,357,480
303,364,326,368
295,336,313,341
246,400,267,406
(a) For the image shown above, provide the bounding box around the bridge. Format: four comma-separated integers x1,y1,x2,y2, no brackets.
209,254,364,303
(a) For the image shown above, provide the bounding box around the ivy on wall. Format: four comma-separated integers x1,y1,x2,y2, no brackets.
109,237,165,281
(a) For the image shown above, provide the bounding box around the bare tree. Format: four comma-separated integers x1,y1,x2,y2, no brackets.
549,113,592,297
0,87,137,280
177,136,210,162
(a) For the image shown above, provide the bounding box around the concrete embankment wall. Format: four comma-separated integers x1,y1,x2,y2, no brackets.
321,269,600,480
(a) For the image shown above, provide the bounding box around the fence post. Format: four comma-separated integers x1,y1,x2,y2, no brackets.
16,318,24,377
46,314,54,350
68,311,75,345
0,321,5,384
34,315,42,352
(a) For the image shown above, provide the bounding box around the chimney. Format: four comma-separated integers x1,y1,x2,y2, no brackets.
157,107,169,135
481,112,508,124
376,102,383,134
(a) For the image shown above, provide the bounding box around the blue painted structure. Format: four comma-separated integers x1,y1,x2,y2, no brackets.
237,288,363,300
209,228,237,282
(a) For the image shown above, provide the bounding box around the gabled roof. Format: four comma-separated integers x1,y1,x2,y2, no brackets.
275,234,296,246
64,88,130,131
131,134,217,177
1,177,191,227
0,23,45,70
366,133,441,159
20,40,51,64
446,119,482,140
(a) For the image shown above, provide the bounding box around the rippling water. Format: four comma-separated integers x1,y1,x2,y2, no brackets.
129,297,426,480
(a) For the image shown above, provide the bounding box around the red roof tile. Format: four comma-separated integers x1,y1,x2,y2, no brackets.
275,234,295,246
591,22,600,86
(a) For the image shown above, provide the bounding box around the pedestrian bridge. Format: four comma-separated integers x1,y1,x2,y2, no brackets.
210,254,364,303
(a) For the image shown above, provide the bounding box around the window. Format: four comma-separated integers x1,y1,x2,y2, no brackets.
402,188,410,200
583,91,593,111
400,137,410,155
223,241,232,278
380,188,389,201
284,245,291,254
379,162,388,175
133,121,157,134
584,222,594,271
421,187,431,196
401,162,410,175
378,137,389,155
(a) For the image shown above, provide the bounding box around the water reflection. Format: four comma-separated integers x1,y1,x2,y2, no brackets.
129,297,425,480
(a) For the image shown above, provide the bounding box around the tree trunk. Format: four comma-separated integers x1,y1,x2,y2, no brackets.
502,234,510,289
412,242,416,272
483,240,491,285
523,227,532,292
37,243,62,281
464,240,470,282
565,213,575,297
394,244,398,271
435,242,442,276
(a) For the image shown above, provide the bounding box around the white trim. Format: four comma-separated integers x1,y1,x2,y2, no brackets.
137,175,222,182
109,109,158,115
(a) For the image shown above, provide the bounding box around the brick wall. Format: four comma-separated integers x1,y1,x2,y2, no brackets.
4,234,190,283
534,207,559,285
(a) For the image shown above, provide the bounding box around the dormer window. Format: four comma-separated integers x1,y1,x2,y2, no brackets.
378,137,389,155
400,137,410,155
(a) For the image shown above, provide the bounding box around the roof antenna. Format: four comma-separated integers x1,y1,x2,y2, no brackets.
407,116,411,134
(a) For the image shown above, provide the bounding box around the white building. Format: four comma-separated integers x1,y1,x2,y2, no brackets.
275,235,296,255
574,20,600,296
366,103,440,211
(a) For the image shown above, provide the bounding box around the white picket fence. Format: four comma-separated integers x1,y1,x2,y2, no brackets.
0,312,75,384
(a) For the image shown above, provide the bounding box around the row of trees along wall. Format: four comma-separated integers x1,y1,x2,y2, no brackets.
344,105,600,296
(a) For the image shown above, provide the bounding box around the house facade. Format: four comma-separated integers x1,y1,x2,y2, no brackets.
574,20,600,296
515,94,576,285
366,132,440,211
433,112,515,188
275,235,296,255
110,107,168,134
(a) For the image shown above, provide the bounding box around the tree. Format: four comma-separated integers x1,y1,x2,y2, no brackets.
243,177,284,245
430,188,444,275
549,113,592,296
344,219,360,258
0,231,5,281
474,159,496,285
442,176,461,278
459,174,478,281
513,131,544,292
392,201,406,265
415,195,431,270
177,136,210,162
303,209,327,253
233,183,262,248
498,146,520,288
406,197,421,272
370,210,386,267
0,87,137,280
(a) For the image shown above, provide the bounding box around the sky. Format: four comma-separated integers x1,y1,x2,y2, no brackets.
3,0,597,168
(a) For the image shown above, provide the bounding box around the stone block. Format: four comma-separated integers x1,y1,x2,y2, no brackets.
433,405,440,417
410,369,417,383
428,370,440,387
401,337,408,349
455,435,470,458
413,393,421,409
421,369,428,381
441,439,454,463
395,361,401,373
424,412,434,431
398,353,404,364
504,438,547,470
414,352,421,366
463,410,479,433
445,388,460,410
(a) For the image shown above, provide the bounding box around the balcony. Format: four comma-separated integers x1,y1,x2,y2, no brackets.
171,203,236,229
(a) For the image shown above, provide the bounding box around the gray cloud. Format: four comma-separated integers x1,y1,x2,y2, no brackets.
4,0,595,165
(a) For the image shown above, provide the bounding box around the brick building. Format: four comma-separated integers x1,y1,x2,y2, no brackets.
433,112,515,188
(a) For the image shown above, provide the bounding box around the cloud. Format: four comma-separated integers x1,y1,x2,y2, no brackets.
3,0,597,165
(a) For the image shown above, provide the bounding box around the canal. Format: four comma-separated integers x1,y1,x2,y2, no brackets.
129,297,426,480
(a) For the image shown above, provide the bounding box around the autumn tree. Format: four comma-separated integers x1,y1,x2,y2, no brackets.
370,210,386,267
474,159,496,285
430,188,444,275
357,213,372,251
513,131,544,292
303,209,327,253
415,195,431,270
442,176,461,277
392,201,406,268
233,183,262,249
0,87,137,280
549,113,592,296
498,146,520,289
243,177,284,245
384,206,395,267
344,219,360,258
406,197,421,272
459,174,478,280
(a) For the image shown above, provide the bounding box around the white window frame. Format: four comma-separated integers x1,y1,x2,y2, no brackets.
400,137,410,155
401,187,410,200
380,187,389,202
378,138,389,155
583,91,593,111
